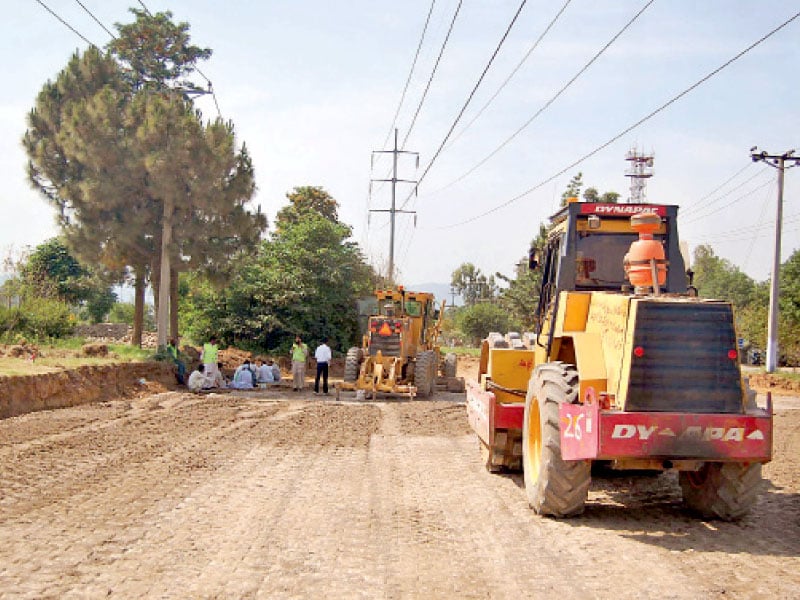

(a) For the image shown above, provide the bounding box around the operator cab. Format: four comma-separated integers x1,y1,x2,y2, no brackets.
533,202,688,334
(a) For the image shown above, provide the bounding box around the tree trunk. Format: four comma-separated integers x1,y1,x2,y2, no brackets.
157,196,173,349
170,266,179,342
151,240,161,326
132,267,145,347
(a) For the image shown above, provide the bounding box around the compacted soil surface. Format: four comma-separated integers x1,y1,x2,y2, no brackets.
0,374,798,598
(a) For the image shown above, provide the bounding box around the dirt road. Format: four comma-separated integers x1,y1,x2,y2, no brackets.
1,388,798,599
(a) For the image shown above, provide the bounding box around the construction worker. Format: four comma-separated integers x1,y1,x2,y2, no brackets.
166,338,186,385
291,335,309,391
314,337,332,395
201,336,220,383
187,364,212,393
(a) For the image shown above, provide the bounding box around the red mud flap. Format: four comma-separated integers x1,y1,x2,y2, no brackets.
559,402,773,462
466,381,524,444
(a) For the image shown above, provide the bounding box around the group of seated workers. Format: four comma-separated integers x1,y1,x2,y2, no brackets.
188,357,282,392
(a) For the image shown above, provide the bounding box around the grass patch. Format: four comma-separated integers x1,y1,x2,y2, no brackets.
442,346,481,357
0,339,155,377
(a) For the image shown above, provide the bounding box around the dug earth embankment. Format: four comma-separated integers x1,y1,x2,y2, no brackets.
0,362,175,419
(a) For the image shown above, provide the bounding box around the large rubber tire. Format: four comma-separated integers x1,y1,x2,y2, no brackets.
414,350,436,398
343,347,363,382
522,362,591,517
443,353,457,378
679,462,763,521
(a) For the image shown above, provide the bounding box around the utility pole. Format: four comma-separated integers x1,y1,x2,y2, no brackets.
370,129,418,285
750,147,799,373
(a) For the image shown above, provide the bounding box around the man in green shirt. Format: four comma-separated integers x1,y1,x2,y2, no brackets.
202,336,220,383
167,338,186,385
291,335,309,391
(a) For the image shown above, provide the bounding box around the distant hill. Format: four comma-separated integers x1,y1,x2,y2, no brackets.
408,282,462,307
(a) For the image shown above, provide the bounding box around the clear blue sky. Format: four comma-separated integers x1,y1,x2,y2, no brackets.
2,1,798,289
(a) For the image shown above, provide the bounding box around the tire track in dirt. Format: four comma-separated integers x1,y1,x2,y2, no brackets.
0,395,797,598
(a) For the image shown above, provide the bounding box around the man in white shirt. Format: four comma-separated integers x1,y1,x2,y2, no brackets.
314,337,332,395
268,358,282,383
187,364,211,393
256,358,275,384
231,360,255,389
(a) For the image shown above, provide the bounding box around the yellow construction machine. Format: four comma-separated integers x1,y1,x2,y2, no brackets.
467,200,773,520
338,287,459,398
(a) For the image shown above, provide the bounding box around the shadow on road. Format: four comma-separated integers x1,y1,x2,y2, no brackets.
504,470,799,557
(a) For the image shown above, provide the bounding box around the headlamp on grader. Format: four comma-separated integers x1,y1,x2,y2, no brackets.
467,201,772,520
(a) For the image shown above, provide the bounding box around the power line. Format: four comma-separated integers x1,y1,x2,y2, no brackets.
680,166,771,218
401,0,464,149
137,0,222,118
431,8,800,231
742,181,777,270
380,0,437,151
681,177,774,225
402,0,529,207
34,0,98,47
74,0,116,39
445,0,573,150
422,0,655,198
679,162,753,213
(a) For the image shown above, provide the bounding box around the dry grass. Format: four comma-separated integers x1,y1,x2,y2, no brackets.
0,343,151,377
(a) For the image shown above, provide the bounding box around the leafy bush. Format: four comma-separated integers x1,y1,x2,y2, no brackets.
108,302,155,329
23,297,76,338
456,303,516,345
0,298,75,339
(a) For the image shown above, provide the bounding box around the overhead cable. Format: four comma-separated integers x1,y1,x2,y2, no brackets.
681,178,775,225
381,0,438,150
431,8,800,230
137,0,222,118
680,166,770,217
426,0,655,198
679,162,752,213
446,0,573,149
34,0,98,47
74,0,117,39
401,0,529,208
401,0,464,149
741,182,777,270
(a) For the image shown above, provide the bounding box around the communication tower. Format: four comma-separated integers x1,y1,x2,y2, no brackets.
625,146,654,203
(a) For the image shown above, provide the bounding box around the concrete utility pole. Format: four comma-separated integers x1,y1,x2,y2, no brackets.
750,147,799,373
370,129,418,285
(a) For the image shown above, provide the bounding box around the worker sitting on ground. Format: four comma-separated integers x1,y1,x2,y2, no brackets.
167,338,186,385
267,358,282,383
187,364,212,393
210,361,227,388
231,360,256,389
256,358,275,384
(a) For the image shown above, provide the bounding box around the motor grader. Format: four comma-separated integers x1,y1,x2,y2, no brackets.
338,287,458,398
467,200,773,520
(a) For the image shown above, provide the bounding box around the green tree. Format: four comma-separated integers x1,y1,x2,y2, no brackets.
110,8,211,92
19,238,117,323
779,249,800,325
24,10,264,346
277,186,339,227
494,224,548,329
457,303,512,345
692,245,757,308
583,187,621,203
560,172,583,207
451,263,496,307
21,238,86,303
181,199,375,352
